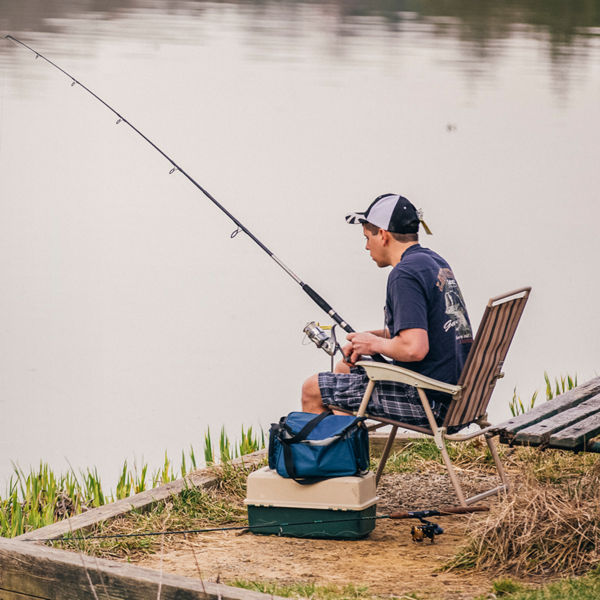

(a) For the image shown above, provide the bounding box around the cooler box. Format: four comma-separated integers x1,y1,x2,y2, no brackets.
244,467,378,539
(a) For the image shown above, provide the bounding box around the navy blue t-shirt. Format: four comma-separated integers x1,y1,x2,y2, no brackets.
384,244,473,403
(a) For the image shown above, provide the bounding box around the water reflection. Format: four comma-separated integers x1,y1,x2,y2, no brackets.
1,0,599,489
2,0,599,95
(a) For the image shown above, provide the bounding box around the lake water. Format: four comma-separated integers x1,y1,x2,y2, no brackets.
1,0,599,490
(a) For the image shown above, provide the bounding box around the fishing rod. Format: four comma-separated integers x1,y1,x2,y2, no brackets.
3,34,379,360
27,505,488,544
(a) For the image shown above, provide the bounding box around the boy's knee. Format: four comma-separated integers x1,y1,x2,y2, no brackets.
301,374,324,413
334,360,351,374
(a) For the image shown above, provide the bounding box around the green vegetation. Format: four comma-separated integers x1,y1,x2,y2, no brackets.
381,434,600,485
203,425,264,465
477,572,600,600
510,372,578,417
228,567,600,600
232,574,600,600
0,426,265,538
490,577,527,596
382,436,499,474
230,580,395,599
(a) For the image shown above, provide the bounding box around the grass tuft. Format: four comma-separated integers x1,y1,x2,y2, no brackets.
445,460,600,576
229,580,386,599
381,437,498,475
491,578,527,596
477,572,600,600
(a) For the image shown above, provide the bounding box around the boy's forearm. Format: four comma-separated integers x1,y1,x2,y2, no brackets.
368,328,389,338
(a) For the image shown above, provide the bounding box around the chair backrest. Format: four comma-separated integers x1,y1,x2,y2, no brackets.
442,287,531,429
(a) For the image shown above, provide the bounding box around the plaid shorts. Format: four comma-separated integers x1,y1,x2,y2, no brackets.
318,366,443,427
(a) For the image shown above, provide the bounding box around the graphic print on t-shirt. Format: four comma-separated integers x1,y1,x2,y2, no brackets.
436,268,472,340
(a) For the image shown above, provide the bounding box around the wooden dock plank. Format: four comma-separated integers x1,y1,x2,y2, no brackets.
490,377,600,443
512,394,600,446
0,537,283,600
16,450,266,542
549,412,600,450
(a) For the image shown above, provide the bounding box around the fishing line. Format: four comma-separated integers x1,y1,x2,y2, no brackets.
25,506,488,543
3,34,360,339
67,509,102,600
0,50,7,160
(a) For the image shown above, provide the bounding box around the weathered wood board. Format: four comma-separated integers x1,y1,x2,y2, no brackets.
490,376,600,444
511,394,600,446
0,537,283,600
549,411,600,449
491,377,600,452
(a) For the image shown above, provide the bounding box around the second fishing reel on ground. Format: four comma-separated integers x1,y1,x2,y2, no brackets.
303,321,340,357
410,519,444,544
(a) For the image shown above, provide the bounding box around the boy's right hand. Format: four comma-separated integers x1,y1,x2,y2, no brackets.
341,343,355,366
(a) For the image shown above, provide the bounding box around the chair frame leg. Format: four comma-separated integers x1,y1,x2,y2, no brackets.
375,425,398,485
356,380,509,505
417,388,468,507
435,428,468,507
485,434,510,490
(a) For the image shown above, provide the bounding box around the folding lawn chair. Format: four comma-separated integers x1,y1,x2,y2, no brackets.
333,287,531,507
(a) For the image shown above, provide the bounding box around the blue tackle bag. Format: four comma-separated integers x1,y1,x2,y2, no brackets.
268,410,370,483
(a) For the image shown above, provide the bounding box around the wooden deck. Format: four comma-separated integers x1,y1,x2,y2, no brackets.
490,376,600,451
0,537,283,600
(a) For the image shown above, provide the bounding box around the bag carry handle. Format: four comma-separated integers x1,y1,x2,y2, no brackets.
282,409,333,444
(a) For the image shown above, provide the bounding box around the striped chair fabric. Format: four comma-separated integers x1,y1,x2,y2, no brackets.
444,288,531,429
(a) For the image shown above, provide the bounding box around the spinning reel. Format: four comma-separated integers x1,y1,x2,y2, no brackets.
410,519,444,543
303,321,343,371
390,506,488,544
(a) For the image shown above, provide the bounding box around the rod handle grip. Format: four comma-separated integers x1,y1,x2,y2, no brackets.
301,284,354,333
389,506,489,520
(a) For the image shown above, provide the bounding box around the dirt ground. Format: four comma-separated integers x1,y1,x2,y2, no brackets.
134,471,512,599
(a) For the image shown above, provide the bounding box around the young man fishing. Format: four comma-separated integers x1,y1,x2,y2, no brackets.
301,194,473,426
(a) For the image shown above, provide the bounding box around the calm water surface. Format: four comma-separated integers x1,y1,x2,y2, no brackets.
1,0,599,489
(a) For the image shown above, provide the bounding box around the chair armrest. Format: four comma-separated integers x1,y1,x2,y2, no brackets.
355,361,461,397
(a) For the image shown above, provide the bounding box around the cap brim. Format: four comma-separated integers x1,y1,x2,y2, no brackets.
345,212,367,225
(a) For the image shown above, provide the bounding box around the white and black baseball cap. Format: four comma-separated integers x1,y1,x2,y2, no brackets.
345,193,431,234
